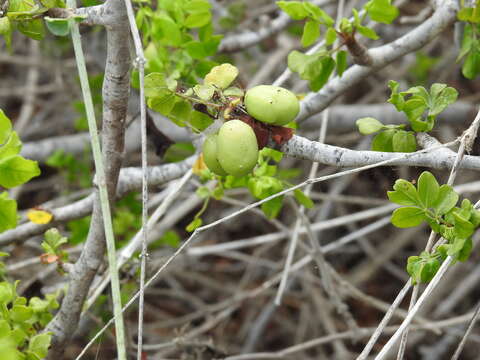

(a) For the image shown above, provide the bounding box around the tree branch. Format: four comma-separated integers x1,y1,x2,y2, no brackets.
280,134,480,170
45,0,131,355
297,0,459,121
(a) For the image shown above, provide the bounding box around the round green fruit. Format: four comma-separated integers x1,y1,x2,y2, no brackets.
217,120,259,177
244,85,300,126
202,134,228,176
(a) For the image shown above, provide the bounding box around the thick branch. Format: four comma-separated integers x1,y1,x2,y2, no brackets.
45,0,131,355
280,135,480,170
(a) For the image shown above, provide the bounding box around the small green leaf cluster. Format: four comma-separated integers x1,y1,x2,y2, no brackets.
144,63,243,132
277,1,334,48
457,2,480,79
0,0,75,48
41,229,69,269
134,0,222,87
388,171,479,283
279,0,398,91
388,81,458,132
356,81,458,152
0,281,58,359
0,110,41,233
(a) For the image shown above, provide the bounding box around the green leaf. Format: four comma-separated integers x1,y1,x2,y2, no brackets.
391,207,425,228
294,189,314,209
392,130,416,152
0,110,12,146
356,117,384,135
389,179,420,206
189,111,213,132
27,333,51,359
420,256,439,283
310,56,335,91
196,186,210,199
0,282,13,304
288,49,335,91
277,1,309,20
186,217,202,232
259,147,283,163
404,98,427,123
168,98,191,126
147,93,177,116
457,2,480,23
336,50,347,76
302,2,334,26
325,26,337,46
185,37,222,59
301,20,320,47
387,80,404,111
0,155,40,188
429,84,458,117
406,252,440,284
339,17,353,34
0,17,12,51
17,19,45,40
0,192,17,233
261,196,283,219
356,24,379,40
457,237,473,262
365,0,399,24
44,17,70,36
144,73,168,98
433,184,458,215
371,129,395,152
43,228,68,252
462,44,480,79
417,171,439,208
152,13,182,46
204,63,238,89
406,255,422,284
184,11,211,28
193,84,215,101
10,305,33,322
452,212,475,239
409,114,434,132
0,132,22,159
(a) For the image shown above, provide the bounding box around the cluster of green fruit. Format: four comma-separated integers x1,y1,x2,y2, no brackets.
203,85,300,176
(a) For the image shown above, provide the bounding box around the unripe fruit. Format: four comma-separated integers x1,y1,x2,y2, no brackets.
217,120,259,177
202,134,228,176
244,85,300,126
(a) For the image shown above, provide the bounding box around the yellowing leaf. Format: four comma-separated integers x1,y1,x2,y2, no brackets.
27,209,53,224
204,63,239,89
193,154,207,175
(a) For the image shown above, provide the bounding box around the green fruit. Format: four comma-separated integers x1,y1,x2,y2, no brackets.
203,134,228,176
244,85,300,126
217,120,259,177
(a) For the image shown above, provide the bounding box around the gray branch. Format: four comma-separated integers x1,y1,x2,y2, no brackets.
45,0,131,355
280,134,480,170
